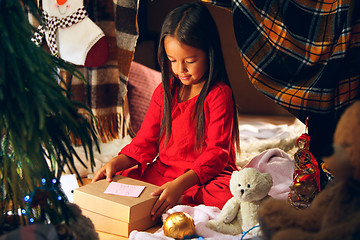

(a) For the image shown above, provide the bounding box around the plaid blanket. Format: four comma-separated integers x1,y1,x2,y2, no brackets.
62,0,139,143
203,0,360,123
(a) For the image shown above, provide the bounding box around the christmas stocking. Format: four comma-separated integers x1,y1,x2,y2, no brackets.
32,0,108,67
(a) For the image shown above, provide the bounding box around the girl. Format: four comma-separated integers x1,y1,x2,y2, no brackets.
92,2,240,220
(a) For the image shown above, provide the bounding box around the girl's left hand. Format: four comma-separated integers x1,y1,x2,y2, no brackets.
150,180,183,221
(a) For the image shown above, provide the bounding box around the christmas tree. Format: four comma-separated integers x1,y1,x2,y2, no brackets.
0,0,99,235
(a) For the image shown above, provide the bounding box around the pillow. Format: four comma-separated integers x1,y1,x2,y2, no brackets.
127,61,162,134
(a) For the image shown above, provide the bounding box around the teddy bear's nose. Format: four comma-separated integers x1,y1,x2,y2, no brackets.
241,189,244,195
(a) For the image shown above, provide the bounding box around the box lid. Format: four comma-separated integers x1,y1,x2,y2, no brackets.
74,175,159,223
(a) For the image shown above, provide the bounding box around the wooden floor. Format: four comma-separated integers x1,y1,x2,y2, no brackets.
239,114,297,125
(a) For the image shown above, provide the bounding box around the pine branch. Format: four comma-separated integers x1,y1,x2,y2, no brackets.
0,0,100,233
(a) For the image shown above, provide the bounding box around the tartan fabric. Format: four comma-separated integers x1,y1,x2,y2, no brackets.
203,0,360,123
32,7,88,55
62,0,139,142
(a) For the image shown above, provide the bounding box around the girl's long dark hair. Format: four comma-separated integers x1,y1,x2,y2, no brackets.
158,2,240,152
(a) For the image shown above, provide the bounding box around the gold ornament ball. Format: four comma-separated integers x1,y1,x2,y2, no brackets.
163,212,195,239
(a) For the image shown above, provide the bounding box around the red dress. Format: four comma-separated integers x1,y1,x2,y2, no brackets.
120,81,238,209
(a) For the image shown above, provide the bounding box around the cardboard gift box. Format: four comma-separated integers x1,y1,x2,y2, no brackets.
73,175,160,237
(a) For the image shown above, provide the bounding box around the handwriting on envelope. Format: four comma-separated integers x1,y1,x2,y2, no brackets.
104,182,146,197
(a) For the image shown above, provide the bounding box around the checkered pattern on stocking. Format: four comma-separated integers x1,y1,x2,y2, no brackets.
31,6,87,55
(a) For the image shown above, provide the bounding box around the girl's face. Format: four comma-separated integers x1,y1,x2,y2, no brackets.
164,35,208,87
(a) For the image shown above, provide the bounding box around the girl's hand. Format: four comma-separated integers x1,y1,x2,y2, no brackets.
150,169,200,220
91,154,137,183
91,159,118,183
150,180,184,221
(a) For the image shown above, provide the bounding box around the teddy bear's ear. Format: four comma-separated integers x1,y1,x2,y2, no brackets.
263,172,273,186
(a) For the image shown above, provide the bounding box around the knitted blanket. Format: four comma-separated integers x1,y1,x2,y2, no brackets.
62,0,139,143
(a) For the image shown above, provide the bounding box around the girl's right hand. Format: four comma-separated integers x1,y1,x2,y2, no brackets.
91,154,137,183
91,158,118,183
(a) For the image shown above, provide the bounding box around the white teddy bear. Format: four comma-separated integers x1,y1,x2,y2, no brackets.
207,168,273,236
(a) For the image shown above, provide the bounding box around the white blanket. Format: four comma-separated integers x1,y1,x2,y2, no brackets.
238,118,303,167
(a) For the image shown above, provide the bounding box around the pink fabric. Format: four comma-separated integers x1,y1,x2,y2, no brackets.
127,62,161,133
244,148,295,200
